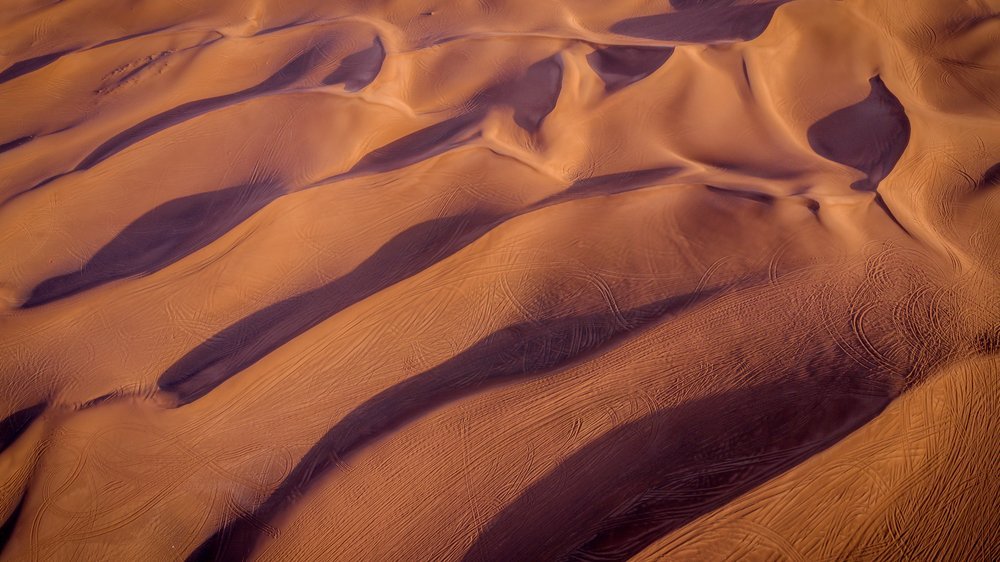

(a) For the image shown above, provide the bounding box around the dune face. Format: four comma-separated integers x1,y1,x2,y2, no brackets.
807,76,910,192
587,46,675,93
611,1,792,43
0,0,998,561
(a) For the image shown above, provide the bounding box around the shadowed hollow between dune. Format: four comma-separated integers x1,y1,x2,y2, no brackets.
185,286,731,561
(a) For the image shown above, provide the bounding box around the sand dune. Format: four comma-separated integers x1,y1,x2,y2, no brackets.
0,0,997,560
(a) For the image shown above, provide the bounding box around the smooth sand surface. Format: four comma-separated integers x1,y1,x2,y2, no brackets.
0,0,997,560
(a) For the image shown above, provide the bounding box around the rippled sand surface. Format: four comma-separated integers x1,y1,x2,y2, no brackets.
1,0,998,560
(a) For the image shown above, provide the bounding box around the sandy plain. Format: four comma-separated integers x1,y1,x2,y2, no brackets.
0,0,998,560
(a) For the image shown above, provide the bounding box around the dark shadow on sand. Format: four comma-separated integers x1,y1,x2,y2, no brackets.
587,46,674,93
23,183,280,308
611,1,790,43
979,162,1000,188
26,110,674,311
0,494,26,555
185,288,723,561
158,212,500,405
157,165,691,408
0,403,45,555
347,111,485,176
0,135,34,155
496,54,563,132
0,51,72,85
550,166,682,203
807,76,910,192
462,361,896,560
76,46,328,171
323,37,385,91
0,403,45,454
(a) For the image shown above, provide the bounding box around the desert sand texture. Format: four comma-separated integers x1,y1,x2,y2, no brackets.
0,0,998,560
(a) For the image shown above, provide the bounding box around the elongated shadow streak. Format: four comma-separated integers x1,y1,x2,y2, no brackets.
341,53,562,179
979,162,1000,188
23,183,279,307
77,47,326,170
0,403,45,555
186,288,722,562
0,50,72,84
25,52,561,307
0,403,45,454
807,76,910,192
464,362,897,561
0,135,33,154
548,166,682,204
160,166,687,408
25,114,482,309
671,0,737,8
23,50,561,308
22,46,327,195
0,495,26,555
159,212,499,405
611,1,791,43
587,46,674,93
345,111,486,177
24,143,676,311
25,99,481,308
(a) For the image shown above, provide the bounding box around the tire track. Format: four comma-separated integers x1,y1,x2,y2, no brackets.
463,371,897,562
186,287,725,561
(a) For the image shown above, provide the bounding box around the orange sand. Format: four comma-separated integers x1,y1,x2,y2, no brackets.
0,0,997,560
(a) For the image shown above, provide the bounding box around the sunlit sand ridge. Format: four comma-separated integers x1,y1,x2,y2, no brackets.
0,0,997,560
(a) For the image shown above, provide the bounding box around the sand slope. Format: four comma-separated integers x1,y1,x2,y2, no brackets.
0,0,997,560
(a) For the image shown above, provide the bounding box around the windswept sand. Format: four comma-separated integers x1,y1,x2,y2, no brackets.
1,0,998,560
